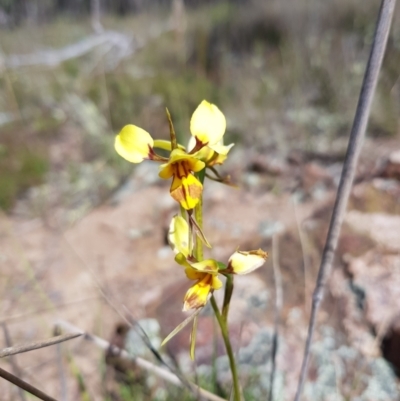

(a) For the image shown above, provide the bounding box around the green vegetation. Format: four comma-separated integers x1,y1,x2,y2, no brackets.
0,0,398,212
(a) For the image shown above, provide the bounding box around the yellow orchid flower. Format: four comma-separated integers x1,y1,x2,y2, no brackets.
159,149,205,210
174,254,222,311
183,259,223,311
114,123,204,210
190,100,227,152
168,215,190,257
226,249,268,275
114,100,231,209
174,247,267,311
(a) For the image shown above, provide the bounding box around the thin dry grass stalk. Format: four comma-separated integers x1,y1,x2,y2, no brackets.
0,366,57,401
2,323,27,401
293,0,397,400
0,332,82,358
56,319,228,401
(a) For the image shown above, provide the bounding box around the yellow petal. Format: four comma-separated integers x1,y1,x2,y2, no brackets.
114,125,154,163
228,249,268,275
211,275,223,290
159,162,174,179
183,276,212,311
209,142,234,156
168,149,205,173
185,266,205,281
186,157,206,173
190,100,226,146
168,215,190,257
170,173,203,210
190,259,219,274
193,146,215,164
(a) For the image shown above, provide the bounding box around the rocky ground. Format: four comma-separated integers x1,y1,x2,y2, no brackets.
1,138,399,400
1,2,400,399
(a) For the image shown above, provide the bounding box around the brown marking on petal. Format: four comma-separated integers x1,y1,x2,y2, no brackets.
170,178,202,210
187,182,202,200
170,185,185,203
248,249,269,259
199,264,216,273
183,293,205,311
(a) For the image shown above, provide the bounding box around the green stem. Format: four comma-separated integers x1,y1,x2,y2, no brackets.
194,168,240,400
194,196,203,261
222,274,234,323
210,296,241,401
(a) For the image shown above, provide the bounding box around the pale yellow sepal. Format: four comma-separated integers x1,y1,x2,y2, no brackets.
190,100,226,146
168,215,190,257
114,124,154,163
227,249,268,275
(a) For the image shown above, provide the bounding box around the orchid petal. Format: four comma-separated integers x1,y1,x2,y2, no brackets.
114,125,154,163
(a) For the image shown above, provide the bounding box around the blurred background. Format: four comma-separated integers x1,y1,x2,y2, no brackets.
0,0,400,400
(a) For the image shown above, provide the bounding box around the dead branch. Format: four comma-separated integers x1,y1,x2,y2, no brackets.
2,323,27,401
56,319,227,401
0,333,82,358
0,367,57,401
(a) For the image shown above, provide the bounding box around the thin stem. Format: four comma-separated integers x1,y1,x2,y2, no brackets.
2,323,27,401
0,367,57,401
194,196,204,261
293,1,397,400
268,234,283,401
0,333,82,358
211,296,241,401
221,274,234,322
193,177,240,400
166,108,177,150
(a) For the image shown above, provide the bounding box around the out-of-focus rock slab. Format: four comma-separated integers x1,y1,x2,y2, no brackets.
347,251,400,332
345,211,400,252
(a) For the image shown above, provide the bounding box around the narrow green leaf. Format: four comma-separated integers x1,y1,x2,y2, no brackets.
161,308,202,347
189,315,199,360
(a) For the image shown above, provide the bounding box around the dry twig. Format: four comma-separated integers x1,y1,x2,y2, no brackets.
0,333,82,358
293,1,397,400
56,319,228,401
0,367,57,401
2,323,27,401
